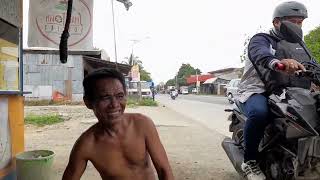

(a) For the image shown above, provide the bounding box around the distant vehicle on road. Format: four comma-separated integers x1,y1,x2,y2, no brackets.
191,88,197,94
180,86,189,94
225,78,241,104
170,89,178,100
166,86,176,94
127,81,153,98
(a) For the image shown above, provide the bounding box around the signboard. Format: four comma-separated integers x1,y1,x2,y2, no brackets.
131,64,140,81
28,0,93,50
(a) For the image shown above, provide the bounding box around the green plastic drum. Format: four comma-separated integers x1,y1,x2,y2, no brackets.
16,150,55,180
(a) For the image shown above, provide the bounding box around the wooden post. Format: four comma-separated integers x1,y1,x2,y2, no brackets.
137,81,142,101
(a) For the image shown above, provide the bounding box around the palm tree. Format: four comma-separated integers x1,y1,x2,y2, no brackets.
124,53,142,66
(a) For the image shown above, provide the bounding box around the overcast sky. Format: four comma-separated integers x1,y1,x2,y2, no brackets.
24,0,320,84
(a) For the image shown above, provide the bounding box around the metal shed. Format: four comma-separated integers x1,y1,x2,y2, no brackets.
23,49,132,101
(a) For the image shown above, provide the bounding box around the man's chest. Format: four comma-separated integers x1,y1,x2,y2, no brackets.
89,132,149,175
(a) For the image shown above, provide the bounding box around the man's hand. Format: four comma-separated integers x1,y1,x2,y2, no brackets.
280,59,306,74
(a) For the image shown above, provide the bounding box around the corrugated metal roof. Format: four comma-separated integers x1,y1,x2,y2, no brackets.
83,56,132,75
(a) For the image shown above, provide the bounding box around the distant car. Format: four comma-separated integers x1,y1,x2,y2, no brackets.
192,88,198,94
225,78,241,104
181,88,189,94
180,86,189,95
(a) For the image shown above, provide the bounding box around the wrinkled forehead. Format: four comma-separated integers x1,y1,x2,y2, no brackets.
94,78,125,94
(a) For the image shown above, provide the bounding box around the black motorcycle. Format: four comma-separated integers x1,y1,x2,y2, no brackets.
170,90,178,100
222,21,320,180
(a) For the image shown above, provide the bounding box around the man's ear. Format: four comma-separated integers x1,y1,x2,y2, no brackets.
83,96,93,109
273,18,281,28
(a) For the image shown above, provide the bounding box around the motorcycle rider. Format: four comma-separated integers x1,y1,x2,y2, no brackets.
236,1,315,180
170,88,178,99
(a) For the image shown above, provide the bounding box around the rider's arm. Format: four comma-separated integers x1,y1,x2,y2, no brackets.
248,34,279,70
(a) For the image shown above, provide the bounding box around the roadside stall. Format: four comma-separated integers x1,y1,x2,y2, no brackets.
0,0,25,179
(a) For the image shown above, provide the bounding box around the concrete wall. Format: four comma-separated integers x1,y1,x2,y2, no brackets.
0,0,21,27
23,53,84,101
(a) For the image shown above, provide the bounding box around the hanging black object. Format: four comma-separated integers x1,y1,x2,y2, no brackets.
59,0,73,64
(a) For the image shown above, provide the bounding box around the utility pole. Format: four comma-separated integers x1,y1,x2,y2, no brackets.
175,74,178,89
111,0,118,69
196,71,199,94
137,81,142,101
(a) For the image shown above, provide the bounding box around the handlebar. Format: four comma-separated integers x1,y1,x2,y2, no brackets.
275,62,312,77
275,63,285,71
274,60,320,87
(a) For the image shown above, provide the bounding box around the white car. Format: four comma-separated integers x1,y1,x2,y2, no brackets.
225,78,241,104
192,88,198,94
180,86,189,94
181,89,189,94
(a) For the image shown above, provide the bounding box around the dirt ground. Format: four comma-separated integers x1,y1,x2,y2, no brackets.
24,105,240,180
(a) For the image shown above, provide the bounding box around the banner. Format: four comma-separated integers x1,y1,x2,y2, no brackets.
28,0,93,50
131,64,140,81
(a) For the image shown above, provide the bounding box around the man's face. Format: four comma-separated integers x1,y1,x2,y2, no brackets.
88,78,127,124
274,16,305,29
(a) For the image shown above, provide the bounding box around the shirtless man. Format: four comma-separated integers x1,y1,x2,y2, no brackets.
62,68,174,180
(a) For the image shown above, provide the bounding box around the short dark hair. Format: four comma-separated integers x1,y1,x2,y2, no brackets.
83,68,126,100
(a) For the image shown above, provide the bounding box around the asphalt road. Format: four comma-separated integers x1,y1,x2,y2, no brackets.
156,94,233,137
175,94,230,105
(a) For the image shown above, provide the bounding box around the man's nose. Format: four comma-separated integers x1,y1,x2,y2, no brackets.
110,97,120,107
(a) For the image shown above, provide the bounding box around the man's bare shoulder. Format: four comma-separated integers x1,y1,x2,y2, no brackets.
72,124,99,154
124,113,156,130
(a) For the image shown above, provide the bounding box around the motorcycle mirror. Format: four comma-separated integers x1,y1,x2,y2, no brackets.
280,21,303,44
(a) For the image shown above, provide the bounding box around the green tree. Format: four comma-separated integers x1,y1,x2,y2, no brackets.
140,69,152,81
305,26,320,63
165,79,175,86
240,35,251,62
240,26,266,63
176,63,201,86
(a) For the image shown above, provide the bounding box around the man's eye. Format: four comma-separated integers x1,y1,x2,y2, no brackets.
116,95,124,99
101,96,112,101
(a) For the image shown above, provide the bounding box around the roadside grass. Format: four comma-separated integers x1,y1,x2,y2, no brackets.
127,96,158,107
25,97,157,107
25,100,84,106
138,98,158,106
25,114,64,127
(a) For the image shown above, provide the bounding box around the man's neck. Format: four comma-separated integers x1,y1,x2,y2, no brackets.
99,117,126,137
269,27,283,41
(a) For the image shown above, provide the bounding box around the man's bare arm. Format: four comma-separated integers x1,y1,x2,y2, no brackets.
62,138,88,180
143,116,174,180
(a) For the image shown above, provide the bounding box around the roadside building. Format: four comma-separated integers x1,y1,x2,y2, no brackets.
23,49,131,101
